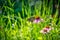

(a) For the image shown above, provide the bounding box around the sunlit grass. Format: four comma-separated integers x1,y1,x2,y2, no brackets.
0,0,60,40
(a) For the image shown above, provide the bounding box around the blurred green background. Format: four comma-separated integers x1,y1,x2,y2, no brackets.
0,0,60,40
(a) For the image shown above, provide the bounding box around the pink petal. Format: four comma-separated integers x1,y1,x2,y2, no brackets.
33,19,40,23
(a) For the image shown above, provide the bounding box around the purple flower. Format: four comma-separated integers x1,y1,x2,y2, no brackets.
40,26,54,34
27,16,44,23
33,19,40,23
33,16,44,23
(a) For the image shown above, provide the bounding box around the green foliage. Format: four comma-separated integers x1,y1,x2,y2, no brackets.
0,0,60,40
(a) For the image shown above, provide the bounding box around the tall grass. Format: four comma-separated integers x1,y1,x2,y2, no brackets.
0,0,60,40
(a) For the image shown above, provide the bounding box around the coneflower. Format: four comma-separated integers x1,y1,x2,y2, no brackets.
27,16,44,23
40,26,54,34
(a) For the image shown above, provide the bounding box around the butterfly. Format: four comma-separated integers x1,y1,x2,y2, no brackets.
27,16,43,23
27,16,35,22
0,26,3,30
